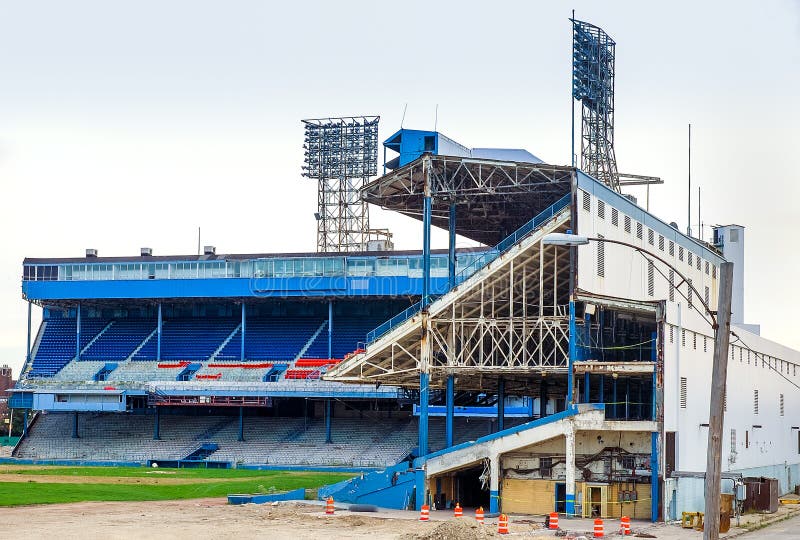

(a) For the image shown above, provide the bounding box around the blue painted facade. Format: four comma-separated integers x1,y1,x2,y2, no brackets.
228,487,307,505
317,461,417,510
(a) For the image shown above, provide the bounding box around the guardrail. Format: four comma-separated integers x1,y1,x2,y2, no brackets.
364,193,571,345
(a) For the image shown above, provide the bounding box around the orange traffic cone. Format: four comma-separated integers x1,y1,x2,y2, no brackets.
549,511,559,529
593,518,604,537
419,504,430,521
325,496,334,515
475,506,484,523
454,502,463,518
498,513,509,535
620,515,631,535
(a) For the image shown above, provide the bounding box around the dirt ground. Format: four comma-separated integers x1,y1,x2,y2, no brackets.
2,499,551,540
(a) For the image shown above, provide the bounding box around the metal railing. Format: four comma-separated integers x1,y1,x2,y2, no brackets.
364,194,571,345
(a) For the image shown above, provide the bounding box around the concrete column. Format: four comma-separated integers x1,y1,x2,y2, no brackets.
497,378,505,432
567,300,576,406
153,407,160,440
565,425,576,516
489,453,500,514
72,411,79,439
445,375,454,448
238,406,244,442
422,194,432,307
325,399,332,444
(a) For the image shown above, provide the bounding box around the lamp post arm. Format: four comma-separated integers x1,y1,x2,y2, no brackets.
584,237,717,327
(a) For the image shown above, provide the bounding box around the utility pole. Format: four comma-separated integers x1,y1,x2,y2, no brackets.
704,261,733,540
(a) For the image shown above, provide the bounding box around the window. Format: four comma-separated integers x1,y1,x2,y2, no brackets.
582,191,591,212
624,215,631,233
670,325,674,344
597,235,605,277
611,208,619,226
705,286,710,306
539,457,553,477
688,252,693,266
754,390,759,415
697,256,701,271
621,456,635,470
681,329,686,347
745,430,749,449
669,241,675,257
679,247,684,262
648,229,654,245
730,429,736,460
680,377,687,408
423,136,435,151
648,261,654,297
669,269,675,302
693,332,697,350
636,222,643,240
703,336,708,353
598,200,605,219
713,265,717,279
730,228,740,242
659,235,665,251
780,394,785,416
687,279,693,309
705,261,710,275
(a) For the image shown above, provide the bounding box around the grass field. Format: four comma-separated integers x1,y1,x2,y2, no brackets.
0,465,353,506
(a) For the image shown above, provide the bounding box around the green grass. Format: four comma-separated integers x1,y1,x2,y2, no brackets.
0,468,354,507
2,465,346,479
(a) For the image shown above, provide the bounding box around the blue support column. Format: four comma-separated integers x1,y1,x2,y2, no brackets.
75,303,81,360
422,195,432,307
157,303,162,361
583,372,591,403
540,379,548,418
445,375,454,448
568,301,576,406
497,378,505,432
651,432,659,522
72,411,79,439
419,372,429,457
328,301,333,359
22,409,28,437
238,406,244,442
415,468,427,511
153,407,160,440
325,399,332,444
26,302,32,366
599,375,604,404
448,203,457,289
240,303,246,361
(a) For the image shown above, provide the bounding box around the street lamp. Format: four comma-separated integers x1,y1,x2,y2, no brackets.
543,231,733,540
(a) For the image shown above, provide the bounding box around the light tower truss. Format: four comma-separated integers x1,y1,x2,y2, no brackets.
302,116,384,253
572,18,620,192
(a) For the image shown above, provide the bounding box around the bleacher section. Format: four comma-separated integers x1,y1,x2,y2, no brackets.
15,412,511,467
29,315,383,381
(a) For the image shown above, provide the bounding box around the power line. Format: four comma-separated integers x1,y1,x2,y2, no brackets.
729,331,800,392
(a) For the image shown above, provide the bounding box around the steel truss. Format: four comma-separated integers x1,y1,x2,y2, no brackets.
326,208,573,392
572,19,619,192
302,116,383,252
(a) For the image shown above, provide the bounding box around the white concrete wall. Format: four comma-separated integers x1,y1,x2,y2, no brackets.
574,178,800,493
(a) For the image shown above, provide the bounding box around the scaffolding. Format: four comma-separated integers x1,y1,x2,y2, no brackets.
572,19,619,192
302,116,386,253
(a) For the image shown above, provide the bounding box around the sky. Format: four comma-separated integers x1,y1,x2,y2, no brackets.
0,1,798,377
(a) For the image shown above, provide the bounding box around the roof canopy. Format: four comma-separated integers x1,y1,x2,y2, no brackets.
362,155,574,246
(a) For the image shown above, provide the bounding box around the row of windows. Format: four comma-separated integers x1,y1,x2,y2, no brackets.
669,324,800,377
680,378,787,420
23,253,486,282
584,191,718,285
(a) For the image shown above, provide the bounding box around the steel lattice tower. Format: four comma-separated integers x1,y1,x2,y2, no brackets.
571,19,620,192
302,116,380,252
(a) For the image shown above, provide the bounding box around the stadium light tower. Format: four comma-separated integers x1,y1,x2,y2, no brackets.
301,116,384,253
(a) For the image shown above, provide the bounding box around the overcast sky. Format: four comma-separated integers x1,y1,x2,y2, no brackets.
0,1,798,377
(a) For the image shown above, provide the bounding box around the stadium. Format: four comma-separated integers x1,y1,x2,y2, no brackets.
5,15,800,535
